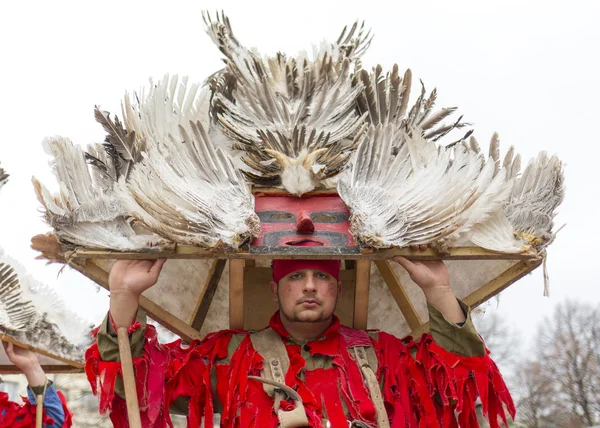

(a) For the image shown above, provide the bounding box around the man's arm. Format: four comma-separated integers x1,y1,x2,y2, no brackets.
87,258,218,424
3,341,68,426
378,257,514,426
392,256,485,356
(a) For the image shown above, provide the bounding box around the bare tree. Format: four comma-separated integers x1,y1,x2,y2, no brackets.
473,310,522,370
536,300,600,427
515,360,568,428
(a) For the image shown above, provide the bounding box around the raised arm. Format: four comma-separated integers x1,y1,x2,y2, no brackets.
379,257,514,427
4,342,72,427
108,259,167,328
85,259,239,427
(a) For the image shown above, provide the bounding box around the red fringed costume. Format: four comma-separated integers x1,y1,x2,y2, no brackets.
0,390,72,428
85,311,514,428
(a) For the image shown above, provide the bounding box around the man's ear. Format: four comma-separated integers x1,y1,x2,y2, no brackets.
337,281,342,295
269,281,279,302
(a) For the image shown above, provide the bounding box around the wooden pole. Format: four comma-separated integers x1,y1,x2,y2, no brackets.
375,260,423,331
117,327,142,428
229,259,245,329
353,260,371,329
36,396,43,428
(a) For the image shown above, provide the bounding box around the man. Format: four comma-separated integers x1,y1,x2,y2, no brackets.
1,342,72,427
86,255,514,428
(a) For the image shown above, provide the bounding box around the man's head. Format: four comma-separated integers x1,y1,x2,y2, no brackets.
270,258,342,323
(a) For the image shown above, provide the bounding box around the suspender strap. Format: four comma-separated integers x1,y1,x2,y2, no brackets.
352,347,390,428
250,328,310,428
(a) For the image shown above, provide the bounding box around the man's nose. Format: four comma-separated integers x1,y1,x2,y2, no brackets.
296,210,315,234
303,273,317,292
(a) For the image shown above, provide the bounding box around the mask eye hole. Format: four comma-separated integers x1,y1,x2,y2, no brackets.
270,212,294,220
312,214,336,222
257,211,295,223
310,212,348,223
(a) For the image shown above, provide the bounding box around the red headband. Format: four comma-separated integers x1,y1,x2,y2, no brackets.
272,241,341,283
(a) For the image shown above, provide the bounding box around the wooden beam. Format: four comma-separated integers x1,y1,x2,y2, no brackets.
188,259,226,331
73,246,538,261
252,187,339,197
69,259,202,343
375,260,423,331
0,365,82,374
409,259,543,338
353,260,371,329
229,259,245,329
245,259,256,267
0,336,83,368
463,259,542,308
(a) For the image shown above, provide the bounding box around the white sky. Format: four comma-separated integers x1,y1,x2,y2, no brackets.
0,0,598,345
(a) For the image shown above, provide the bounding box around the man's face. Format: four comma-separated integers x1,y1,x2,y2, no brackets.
270,269,341,323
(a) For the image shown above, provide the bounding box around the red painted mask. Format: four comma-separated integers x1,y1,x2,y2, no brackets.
251,195,356,255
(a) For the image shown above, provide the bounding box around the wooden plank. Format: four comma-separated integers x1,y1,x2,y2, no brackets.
353,260,371,329
229,259,245,329
0,365,82,374
375,260,423,331
344,260,356,270
409,259,543,338
73,246,538,261
0,336,83,369
252,187,339,197
117,327,142,428
245,259,256,268
463,259,542,308
69,259,202,343
243,267,356,330
189,259,226,331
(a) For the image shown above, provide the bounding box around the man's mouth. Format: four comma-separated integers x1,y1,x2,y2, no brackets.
299,299,320,307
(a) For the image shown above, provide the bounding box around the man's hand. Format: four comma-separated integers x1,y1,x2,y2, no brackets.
392,255,466,324
109,259,166,328
3,342,46,387
392,257,450,294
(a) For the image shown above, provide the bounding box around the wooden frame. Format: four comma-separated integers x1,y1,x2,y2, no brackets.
0,335,83,371
408,258,543,338
72,246,536,261
65,248,543,342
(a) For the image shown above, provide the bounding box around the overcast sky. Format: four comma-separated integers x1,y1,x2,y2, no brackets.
0,0,598,346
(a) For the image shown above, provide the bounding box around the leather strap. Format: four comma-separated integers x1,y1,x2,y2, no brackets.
250,328,309,428
352,347,390,428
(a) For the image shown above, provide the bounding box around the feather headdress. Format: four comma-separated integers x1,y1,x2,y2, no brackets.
32,10,565,263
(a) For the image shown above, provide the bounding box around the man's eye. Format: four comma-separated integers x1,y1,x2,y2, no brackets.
317,272,329,279
290,273,302,280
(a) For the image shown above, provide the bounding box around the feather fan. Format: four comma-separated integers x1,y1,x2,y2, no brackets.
465,135,564,253
32,137,168,250
116,120,260,249
0,247,93,363
338,124,513,251
355,64,472,154
204,11,369,195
